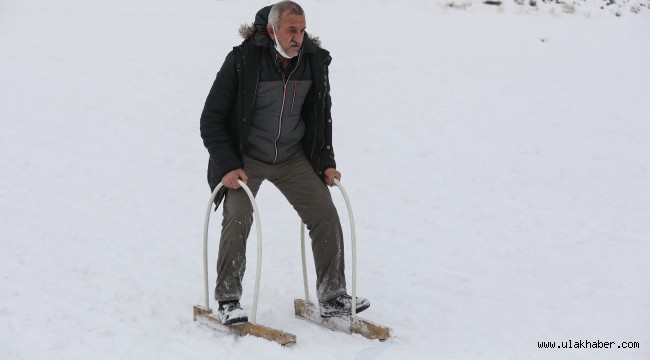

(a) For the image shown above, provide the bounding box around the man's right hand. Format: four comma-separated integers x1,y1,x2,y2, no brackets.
221,169,248,189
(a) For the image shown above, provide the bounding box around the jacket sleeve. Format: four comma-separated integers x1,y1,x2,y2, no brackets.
200,50,243,181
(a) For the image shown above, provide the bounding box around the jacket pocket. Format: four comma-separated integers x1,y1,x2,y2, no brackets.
290,83,298,114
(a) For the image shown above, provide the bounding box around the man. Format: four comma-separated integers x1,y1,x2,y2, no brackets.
200,1,370,325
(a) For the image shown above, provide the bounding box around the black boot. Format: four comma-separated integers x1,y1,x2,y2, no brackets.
217,300,248,325
319,294,370,318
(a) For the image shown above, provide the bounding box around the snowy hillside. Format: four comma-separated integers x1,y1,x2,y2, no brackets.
445,0,650,17
1,0,649,359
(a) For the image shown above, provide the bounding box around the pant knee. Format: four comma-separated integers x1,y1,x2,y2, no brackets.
223,193,254,223
304,203,338,228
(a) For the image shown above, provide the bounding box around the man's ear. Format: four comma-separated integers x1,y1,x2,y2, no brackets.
267,26,275,41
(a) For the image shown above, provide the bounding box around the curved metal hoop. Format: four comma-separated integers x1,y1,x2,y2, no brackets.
203,180,263,323
300,179,358,317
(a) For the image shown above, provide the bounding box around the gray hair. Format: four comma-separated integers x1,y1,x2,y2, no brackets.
267,1,304,29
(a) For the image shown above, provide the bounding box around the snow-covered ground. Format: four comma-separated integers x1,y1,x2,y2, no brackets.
1,0,649,359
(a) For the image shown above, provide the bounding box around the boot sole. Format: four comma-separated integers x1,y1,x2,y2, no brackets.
320,303,370,318
221,316,248,325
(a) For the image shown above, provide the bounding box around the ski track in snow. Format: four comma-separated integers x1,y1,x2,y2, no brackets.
1,0,649,359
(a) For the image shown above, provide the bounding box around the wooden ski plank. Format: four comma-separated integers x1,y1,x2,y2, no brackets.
193,305,297,346
294,299,392,341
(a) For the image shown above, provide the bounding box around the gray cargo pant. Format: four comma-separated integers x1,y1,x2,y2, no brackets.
215,150,347,303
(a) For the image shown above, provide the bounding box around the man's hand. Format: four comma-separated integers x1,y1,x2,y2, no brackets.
324,168,341,187
221,169,249,189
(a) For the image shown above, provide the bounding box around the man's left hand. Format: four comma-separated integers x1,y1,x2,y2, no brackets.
324,168,341,187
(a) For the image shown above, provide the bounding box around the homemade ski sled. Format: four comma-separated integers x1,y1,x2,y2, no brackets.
193,180,297,346
294,179,392,341
193,179,391,345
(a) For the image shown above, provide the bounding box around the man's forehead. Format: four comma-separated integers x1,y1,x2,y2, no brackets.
280,12,306,27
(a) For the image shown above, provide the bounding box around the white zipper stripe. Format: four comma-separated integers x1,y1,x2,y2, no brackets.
273,85,287,163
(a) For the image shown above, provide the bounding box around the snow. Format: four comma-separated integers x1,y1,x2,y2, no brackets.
1,0,649,359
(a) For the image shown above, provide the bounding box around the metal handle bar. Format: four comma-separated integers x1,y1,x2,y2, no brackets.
300,179,358,317
203,180,263,323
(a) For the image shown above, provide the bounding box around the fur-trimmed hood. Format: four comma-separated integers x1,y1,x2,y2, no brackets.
238,5,321,48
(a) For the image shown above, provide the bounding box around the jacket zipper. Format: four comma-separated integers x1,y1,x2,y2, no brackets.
273,51,301,163
273,83,287,163
313,60,330,173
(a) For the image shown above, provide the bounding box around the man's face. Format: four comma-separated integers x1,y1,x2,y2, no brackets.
270,12,306,58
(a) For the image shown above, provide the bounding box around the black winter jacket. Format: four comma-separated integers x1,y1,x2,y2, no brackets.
200,6,336,208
